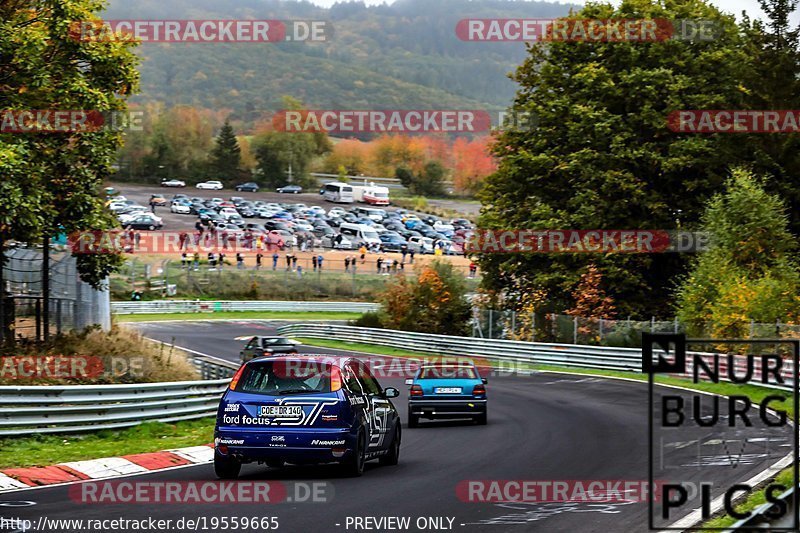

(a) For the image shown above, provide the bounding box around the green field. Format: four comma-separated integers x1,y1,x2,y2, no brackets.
115,311,362,323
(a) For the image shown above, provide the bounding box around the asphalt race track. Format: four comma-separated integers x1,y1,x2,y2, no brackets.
1,320,793,533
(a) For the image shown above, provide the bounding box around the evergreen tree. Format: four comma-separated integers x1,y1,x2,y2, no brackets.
208,120,242,183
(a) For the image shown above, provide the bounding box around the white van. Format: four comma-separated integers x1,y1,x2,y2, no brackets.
322,182,355,203
338,223,381,249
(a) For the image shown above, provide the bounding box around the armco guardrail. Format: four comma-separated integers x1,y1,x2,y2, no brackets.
111,300,379,315
0,351,239,436
277,324,796,387
277,323,643,371
0,379,230,436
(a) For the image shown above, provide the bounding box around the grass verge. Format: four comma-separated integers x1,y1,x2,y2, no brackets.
115,311,363,323
0,418,214,469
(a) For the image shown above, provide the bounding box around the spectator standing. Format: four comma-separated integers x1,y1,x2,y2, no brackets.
208,251,217,269
317,254,324,271
469,261,478,278
344,256,351,273
360,245,367,264
292,255,298,270
286,253,292,270
181,252,188,269
134,231,141,250
377,256,383,273
236,252,245,269
256,252,264,270
312,255,318,271
409,249,415,264
401,244,408,263
219,252,226,269
193,252,200,270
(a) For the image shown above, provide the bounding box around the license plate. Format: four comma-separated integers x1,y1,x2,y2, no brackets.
435,387,462,394
259,405,303,417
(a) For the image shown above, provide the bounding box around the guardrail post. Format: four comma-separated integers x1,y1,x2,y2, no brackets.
573,316,578,344
488,309,493,340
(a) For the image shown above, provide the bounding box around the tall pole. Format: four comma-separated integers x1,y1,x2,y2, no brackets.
42,234,50,343
0,236,4,345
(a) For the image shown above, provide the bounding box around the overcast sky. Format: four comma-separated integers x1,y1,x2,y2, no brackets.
306,0,798,24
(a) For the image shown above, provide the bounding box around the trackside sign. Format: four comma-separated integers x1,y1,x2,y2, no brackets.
644,333,799,530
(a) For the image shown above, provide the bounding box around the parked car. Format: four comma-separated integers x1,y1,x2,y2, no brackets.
235,182,260,193
277,185,303,194
406,362,487,427
123,214,163,231
149,194,168,206
213,356,401,478
170,202,192,214
196,180,224,190
379,234,407,252
160,179,186,188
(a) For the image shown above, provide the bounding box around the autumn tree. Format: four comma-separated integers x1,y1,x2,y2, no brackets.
376,261,471,335
676,168,800,337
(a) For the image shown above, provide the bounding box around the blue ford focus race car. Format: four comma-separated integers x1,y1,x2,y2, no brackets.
406,362,487,427
214,355,401,478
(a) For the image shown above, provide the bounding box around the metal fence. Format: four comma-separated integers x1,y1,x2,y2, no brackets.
472,309,800,347
112,300,380,315
2,245,111,341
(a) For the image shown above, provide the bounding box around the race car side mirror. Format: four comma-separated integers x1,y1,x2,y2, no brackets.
383,387,400,398
482,378,488,384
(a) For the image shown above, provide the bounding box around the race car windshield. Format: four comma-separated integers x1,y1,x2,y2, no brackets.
419,366,478,380
236,361,332,395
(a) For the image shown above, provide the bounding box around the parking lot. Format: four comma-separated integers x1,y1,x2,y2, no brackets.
105,182,477,265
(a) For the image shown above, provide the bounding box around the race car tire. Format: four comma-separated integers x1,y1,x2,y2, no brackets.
379,426,400,466
266,459,284,469
342,431,366,477
214,453,241,479
408,413,419,428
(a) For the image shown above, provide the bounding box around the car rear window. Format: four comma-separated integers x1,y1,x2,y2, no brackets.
236,360,333,396
418,366,478,380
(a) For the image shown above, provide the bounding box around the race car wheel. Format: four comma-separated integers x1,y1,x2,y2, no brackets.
214,453,241,479
266,459,284,469
475,411,487,425
343,431,366,477
408,413,419,428
379,426,400,466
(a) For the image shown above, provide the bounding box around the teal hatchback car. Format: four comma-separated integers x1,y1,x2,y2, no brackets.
405,362,487,427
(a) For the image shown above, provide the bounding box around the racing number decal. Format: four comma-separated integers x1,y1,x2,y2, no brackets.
365,397,391,448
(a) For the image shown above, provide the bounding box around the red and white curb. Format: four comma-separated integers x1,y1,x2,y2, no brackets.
0,444,214,492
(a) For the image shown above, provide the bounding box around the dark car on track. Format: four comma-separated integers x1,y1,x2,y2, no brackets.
239,336,302,362
406,362,487,427
277,185,303,194
214,355,401,478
